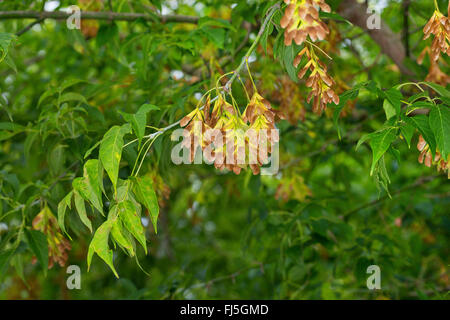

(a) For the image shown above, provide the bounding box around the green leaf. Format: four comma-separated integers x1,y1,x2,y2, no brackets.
73,187,93,233
388,145,401,163
4,54,17,73
37,87,58,107
84,140,101,159
58,92,88,105
57,191,73,238
83,159,104,214
108,204,134,256
333,89,359,139
24,229,48,274
356,132,374,151
0,249,14,277
429,104,450,159
48,144,66,177
87,220,118,278
0,122,26,141
96,23,119,47
319,11,352,25
383,99,396,120
119,104,159,147
99,125,130,192
132,175,159,234
118,200,147,254
400,115,415,148
261,21,274,55
59,79,86,92
408,92,429,103
407,101,433,115
273,31,284,60
0,32,16,63
200,27,226,49
364,127,398,175
384,88,402,117
405,114,436,156
373,156,391,197
111,218,135,257
24,130,39,161
11,254,27,286
283,44,298,83
424,82,450,98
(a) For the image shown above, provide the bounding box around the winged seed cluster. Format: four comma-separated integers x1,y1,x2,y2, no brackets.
180,92,282,175
280,0,339,115
417,135,450,178
280,0,331,46
423,5,450,62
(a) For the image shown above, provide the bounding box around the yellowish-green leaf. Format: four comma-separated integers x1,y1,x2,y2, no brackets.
119,104,159,147
108,205,134,256
58,92,87,105
118,200,147,254
87,220,118,278
73,188,92,233
133,175,159,234
99,125,130,192
83,159,103,214
57,191,73,238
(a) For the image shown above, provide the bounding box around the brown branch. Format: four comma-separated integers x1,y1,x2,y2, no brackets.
0,10,199,24
338,0,415,77
402,0,411,57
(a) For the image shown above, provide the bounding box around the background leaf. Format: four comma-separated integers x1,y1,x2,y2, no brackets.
24,229,48,274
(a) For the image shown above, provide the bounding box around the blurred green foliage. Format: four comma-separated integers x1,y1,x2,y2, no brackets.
0,0,449,300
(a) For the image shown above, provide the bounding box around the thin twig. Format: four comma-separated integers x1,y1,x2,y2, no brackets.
15,17,45,36
0,10,199,24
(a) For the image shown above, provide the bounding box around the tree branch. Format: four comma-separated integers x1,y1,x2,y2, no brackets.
0,10,199,24
338,0,415,77
402,0,411,57
15,17,45,36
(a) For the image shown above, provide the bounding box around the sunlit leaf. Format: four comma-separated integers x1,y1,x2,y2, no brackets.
99,124,130,192
118,200,147,254
57,191,73,238
119,104,159,147
72,185,93,233
83,159,104,214
133,175,159,234
87,220,118,278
